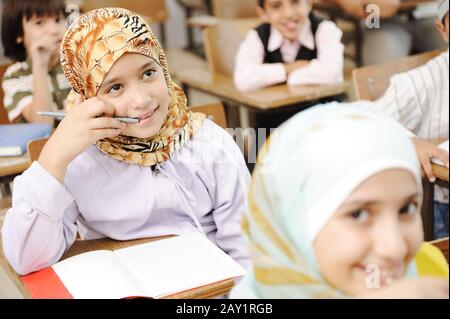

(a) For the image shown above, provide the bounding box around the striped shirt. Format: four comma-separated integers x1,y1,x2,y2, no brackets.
1,60,71,122
372,50,449,203
373,50,449,141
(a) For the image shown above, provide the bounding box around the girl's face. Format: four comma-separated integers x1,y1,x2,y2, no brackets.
21,13,66,56
97,53,170,139
257,0,312,41
313,169,423,297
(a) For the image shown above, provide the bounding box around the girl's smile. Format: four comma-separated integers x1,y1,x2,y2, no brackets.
134,105,160,127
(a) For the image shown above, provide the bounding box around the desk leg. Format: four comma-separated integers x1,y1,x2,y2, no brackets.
222,101,241,129
0,180,11,198
159,23,166,48
421,178,435,241
355,20,364,66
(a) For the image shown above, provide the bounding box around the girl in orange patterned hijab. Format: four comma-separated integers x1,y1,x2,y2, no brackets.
2,7,251,276
59,7,205,166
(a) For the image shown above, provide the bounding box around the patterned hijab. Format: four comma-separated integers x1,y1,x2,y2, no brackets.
60,7,205,166
230,103,423,299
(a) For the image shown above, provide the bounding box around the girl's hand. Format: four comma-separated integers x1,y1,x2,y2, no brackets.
38,94,126,183
413,138,449,183
30,34,62,69
362,277,449,299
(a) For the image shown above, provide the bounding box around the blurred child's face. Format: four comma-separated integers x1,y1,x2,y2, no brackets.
436,13,449,44
97,53,170,139
20,14,66,57
257,0,312,41
313,169,423,297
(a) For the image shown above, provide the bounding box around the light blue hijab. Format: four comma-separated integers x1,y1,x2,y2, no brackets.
230,102,422,298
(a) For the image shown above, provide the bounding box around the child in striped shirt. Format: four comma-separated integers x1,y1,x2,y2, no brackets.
1,0,70,124
370,0,449,238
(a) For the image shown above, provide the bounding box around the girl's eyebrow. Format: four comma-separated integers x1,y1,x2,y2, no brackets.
339,193,420,211
139,61,157,70
100,61,158,89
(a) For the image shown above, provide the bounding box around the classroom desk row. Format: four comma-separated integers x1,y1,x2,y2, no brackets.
0,154,30,197
178,66,347,129
0,208,234,299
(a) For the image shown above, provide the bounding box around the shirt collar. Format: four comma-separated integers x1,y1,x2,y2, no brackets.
268,19,315,53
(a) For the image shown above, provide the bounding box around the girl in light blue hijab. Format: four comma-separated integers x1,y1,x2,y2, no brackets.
230,102,448,299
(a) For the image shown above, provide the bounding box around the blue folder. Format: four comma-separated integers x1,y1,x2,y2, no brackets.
0,123,52,156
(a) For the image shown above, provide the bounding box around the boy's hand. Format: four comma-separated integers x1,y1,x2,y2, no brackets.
30,34,62,69
412,138,449,183
284,60,310,76
38,94,126,183
362,277,449,299
337,0,366,19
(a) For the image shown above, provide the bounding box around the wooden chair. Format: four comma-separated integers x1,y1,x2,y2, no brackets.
0,64,11,125
430,237,449,263
211,0,258,18
352,49,445,101
27,138,49,163
82,0,169,45
190,102,227,128
202,18,260,76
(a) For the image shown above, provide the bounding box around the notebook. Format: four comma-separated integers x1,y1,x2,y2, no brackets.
21,232,246,299
0,123,52,157
431,140,449,166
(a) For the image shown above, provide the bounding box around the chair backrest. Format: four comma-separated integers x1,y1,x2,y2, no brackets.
82,0,168,23
190,102,227,128
27,137,49,163
430,237,449,263
0,64,11,124
352,49,445,101
212,0,258,18
203,18,260,75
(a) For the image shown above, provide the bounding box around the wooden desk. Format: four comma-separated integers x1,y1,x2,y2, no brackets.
178,67,346,120
0,154,30,196
313,0,434,65
432,163,449,182
0,209,234,299
430,237,449,263
0,154,29,178
314,0,434,14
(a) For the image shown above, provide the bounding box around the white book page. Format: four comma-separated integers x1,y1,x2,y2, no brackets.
431,140,449,166
52,250,148,299
114,232,246,298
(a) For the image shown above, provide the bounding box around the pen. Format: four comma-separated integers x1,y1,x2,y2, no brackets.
37,111,140,124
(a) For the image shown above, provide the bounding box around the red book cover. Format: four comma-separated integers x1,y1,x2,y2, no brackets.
21,267,73,299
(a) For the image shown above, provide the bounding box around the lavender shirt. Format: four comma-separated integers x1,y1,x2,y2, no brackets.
2,120,251,275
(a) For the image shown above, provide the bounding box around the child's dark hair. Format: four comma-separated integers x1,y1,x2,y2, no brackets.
258,0,265,7
1,0,67,62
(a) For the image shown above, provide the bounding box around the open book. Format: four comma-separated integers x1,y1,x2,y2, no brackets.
431,140,449,166
21,232,246,299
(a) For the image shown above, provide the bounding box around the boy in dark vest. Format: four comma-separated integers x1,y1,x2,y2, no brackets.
234,0,344,172
234,0,344,92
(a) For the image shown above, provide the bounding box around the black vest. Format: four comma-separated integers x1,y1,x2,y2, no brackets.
255,13,323,64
